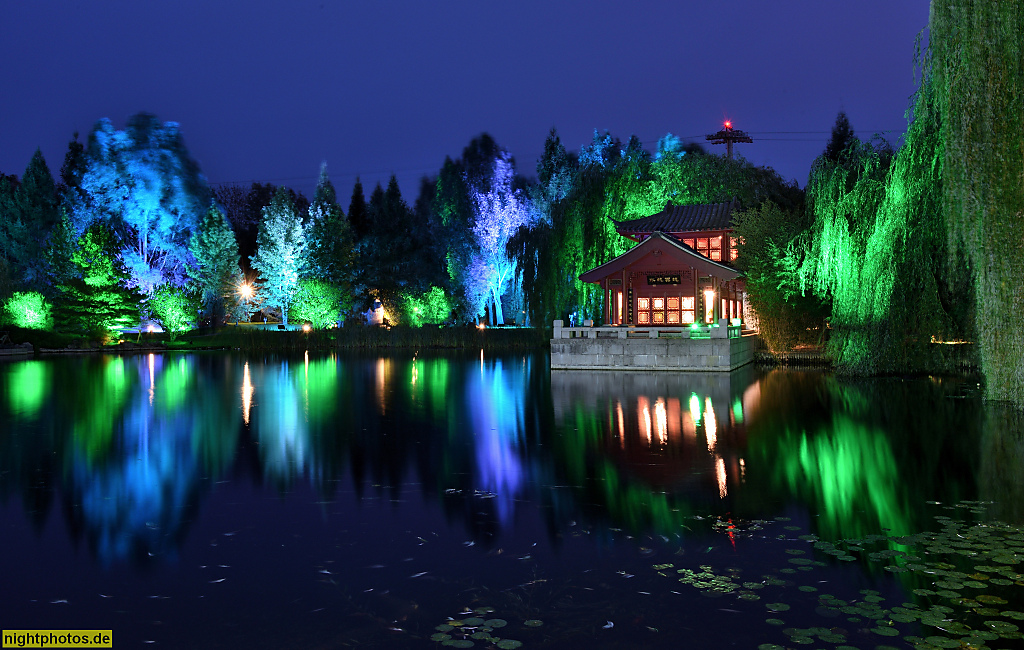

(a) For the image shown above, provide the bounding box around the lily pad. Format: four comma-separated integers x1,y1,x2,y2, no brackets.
765,603,790,612
442,641,475,648
496,641,522,650
484,619,507,628
431,633,452,642
523,619,544,627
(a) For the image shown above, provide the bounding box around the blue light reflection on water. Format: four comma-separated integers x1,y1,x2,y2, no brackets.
0,352,1016,648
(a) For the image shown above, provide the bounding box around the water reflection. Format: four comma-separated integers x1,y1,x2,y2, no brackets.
468,357,526,524
0,353,1016,572
550,368,751,501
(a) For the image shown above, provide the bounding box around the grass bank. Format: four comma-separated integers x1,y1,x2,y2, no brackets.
3,324,549,354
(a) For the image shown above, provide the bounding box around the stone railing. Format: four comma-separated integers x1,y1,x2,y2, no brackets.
552,320,742,340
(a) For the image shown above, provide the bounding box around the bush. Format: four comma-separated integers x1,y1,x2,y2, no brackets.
3,291,54,330
149,285,199,340
290,279,343,329
401,286,453,327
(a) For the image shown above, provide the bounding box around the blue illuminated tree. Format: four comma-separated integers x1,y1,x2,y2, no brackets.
251,187,306,325
74,114,211,296
467,152,537,325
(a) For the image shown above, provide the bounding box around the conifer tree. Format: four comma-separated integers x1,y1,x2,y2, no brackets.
251,188,306,325
189,203,241,323
347,177,368,239
304,163,355,319
55,223,142,333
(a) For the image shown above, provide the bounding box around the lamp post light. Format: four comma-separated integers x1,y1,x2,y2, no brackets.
238,282,254,326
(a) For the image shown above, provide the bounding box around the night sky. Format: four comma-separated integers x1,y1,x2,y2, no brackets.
1,1,929,202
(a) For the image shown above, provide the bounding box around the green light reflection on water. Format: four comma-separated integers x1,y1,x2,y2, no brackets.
5,361,50,419
772,416,912,540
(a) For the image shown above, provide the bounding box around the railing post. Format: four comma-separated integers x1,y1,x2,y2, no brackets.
553,320,563,339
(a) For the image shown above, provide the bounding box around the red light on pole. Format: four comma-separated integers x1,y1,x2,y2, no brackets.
724,120,732,129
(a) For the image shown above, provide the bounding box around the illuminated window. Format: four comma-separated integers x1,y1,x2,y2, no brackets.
682,311,695,323
653,297,664,310
710,250,722,261
697,238,709,250
638,297,650,310
710,236,722,251
681,297,694,310
667,311,680,323
653,312,665,323
730,237,739,261
684,238,695,249
667,297,680,310
638,311,650,324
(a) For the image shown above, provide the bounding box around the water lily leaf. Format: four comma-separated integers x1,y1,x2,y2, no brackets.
977,595,1009,605
765,603,790,612
872,626,900,636
765,618,785,626
484,619,507,628
442,640,474,648
431,633,452,642
523,620,543,627
985,620,1019,633
436,624,454,632
923,636,961,648
496,641,522,650
462,617,486,626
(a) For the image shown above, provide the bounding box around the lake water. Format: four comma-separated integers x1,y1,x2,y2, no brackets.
2,351,1024,649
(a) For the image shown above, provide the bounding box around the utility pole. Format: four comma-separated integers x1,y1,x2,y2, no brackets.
706,120,753,159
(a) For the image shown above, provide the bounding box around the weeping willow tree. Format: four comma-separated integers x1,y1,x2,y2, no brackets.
802,34,973,374
931,2,1024,404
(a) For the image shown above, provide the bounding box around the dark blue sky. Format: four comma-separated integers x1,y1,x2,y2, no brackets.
1,1,929,202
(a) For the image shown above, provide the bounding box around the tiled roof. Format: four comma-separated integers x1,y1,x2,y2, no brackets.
614,199,738,235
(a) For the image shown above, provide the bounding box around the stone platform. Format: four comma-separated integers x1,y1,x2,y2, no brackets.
550,320,758,371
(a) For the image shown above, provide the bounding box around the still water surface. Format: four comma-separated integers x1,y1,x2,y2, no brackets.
2,352,1023,649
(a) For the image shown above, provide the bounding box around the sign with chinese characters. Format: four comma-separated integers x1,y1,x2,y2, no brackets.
647,274,681,285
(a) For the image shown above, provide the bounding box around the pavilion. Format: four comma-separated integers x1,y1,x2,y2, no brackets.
579,200,746,327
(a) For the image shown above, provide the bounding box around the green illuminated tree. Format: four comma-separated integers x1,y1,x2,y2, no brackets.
732,201,827,351
801,51,969,373
251,187,306,326
932,2,1024,404
304,163,356,318
149,284,198,339
289,278,343,329
3,291,54,330
55,223,143,334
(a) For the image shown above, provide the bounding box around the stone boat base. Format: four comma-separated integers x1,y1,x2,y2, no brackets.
550,320,758,372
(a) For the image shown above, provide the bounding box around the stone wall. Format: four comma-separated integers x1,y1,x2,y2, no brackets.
550,331,758,371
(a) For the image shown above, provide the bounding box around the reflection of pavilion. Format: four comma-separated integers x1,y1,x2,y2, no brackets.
551,367,760,499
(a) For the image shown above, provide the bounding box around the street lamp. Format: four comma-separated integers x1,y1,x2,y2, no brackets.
238,282,254,325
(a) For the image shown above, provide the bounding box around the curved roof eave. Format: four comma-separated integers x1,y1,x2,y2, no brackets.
579,231,742,283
